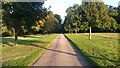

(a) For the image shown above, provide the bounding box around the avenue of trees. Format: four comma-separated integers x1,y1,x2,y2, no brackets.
1,1,120,44
64,1,120,39
1,2,62,45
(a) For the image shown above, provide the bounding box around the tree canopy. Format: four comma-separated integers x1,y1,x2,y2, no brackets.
43,11,62,33
64,2,118,33
2,2,62,45
2,2,47,45
64,1,119,39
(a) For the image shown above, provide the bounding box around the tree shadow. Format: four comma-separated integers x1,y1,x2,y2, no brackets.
18,40,46,45
84,54,120,66
64,34,120,67
2,37,15,47
23,35,44,38
87,55,120,63
2,37,47,47
64,34,100,67
31,44,77,56
31,35,94,68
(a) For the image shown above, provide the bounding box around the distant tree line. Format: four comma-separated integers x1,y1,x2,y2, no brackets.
63,1,120,34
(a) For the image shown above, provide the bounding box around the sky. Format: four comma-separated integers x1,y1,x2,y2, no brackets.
44,0,120,21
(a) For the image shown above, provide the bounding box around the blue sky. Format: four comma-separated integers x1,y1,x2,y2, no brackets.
44,0,120,20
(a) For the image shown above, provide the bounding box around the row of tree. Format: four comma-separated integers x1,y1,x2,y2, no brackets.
42,11,62,34
1,2,62,45
64,1,120,37
32,11,62,34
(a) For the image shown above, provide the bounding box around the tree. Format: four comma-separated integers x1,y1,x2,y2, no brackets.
116,6,120,32
81,1,117,39
2,2,47,45
64,1,118,38
54,14,62,33
107,5,118,18
54,14,62,24
72,4,81,34
64,5,79,34
43,11,61,33
31,19,46,34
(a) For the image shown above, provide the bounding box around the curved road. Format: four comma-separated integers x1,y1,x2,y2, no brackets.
32,34,91,67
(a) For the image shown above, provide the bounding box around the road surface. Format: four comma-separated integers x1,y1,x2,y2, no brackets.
32,34,91,67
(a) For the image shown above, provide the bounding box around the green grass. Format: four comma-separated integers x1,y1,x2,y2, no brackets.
66,33,119,66
2,34,58,66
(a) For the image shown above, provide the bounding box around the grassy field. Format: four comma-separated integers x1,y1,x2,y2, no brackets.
2,34,58,66
66,33,120,66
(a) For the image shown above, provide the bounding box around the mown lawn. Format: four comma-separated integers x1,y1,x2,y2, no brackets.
66,33,119,66
2,34,58,66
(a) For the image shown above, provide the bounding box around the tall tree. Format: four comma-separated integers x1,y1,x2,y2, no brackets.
115,6,120,32
64,6,76,34
64,1,117,38
2,2,47,45
43,11,61,33
54,14,62,33
54,14,62,24
81,1,117,39
107,5,118,18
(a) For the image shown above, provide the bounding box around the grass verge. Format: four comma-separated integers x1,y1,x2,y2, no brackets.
2,34,58,67
65,33,119,66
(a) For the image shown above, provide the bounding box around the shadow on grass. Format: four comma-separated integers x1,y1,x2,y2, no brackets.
85,55,120,66
64,34,100,67
64,34,120,67
87,55,120,62
99,55,120,66
2,37,15,46
2,37,47,47
23,35,44,38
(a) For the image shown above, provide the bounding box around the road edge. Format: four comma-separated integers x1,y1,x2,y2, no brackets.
64,34,101,68
29,34,60,67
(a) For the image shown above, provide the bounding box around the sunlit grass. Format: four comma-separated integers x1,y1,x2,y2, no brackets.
66,33,119,66
2,34,58,66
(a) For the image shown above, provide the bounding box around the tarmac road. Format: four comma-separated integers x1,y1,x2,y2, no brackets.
32,34,91,67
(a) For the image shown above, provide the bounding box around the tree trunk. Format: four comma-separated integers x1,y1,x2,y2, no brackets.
89,26,91,39
15,29,18,45
75,30,77,35
69,30,70,34
12,28,15,36
71,30,73,34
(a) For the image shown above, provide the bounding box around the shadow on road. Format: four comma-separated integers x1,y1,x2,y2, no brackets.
31,44,77,56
